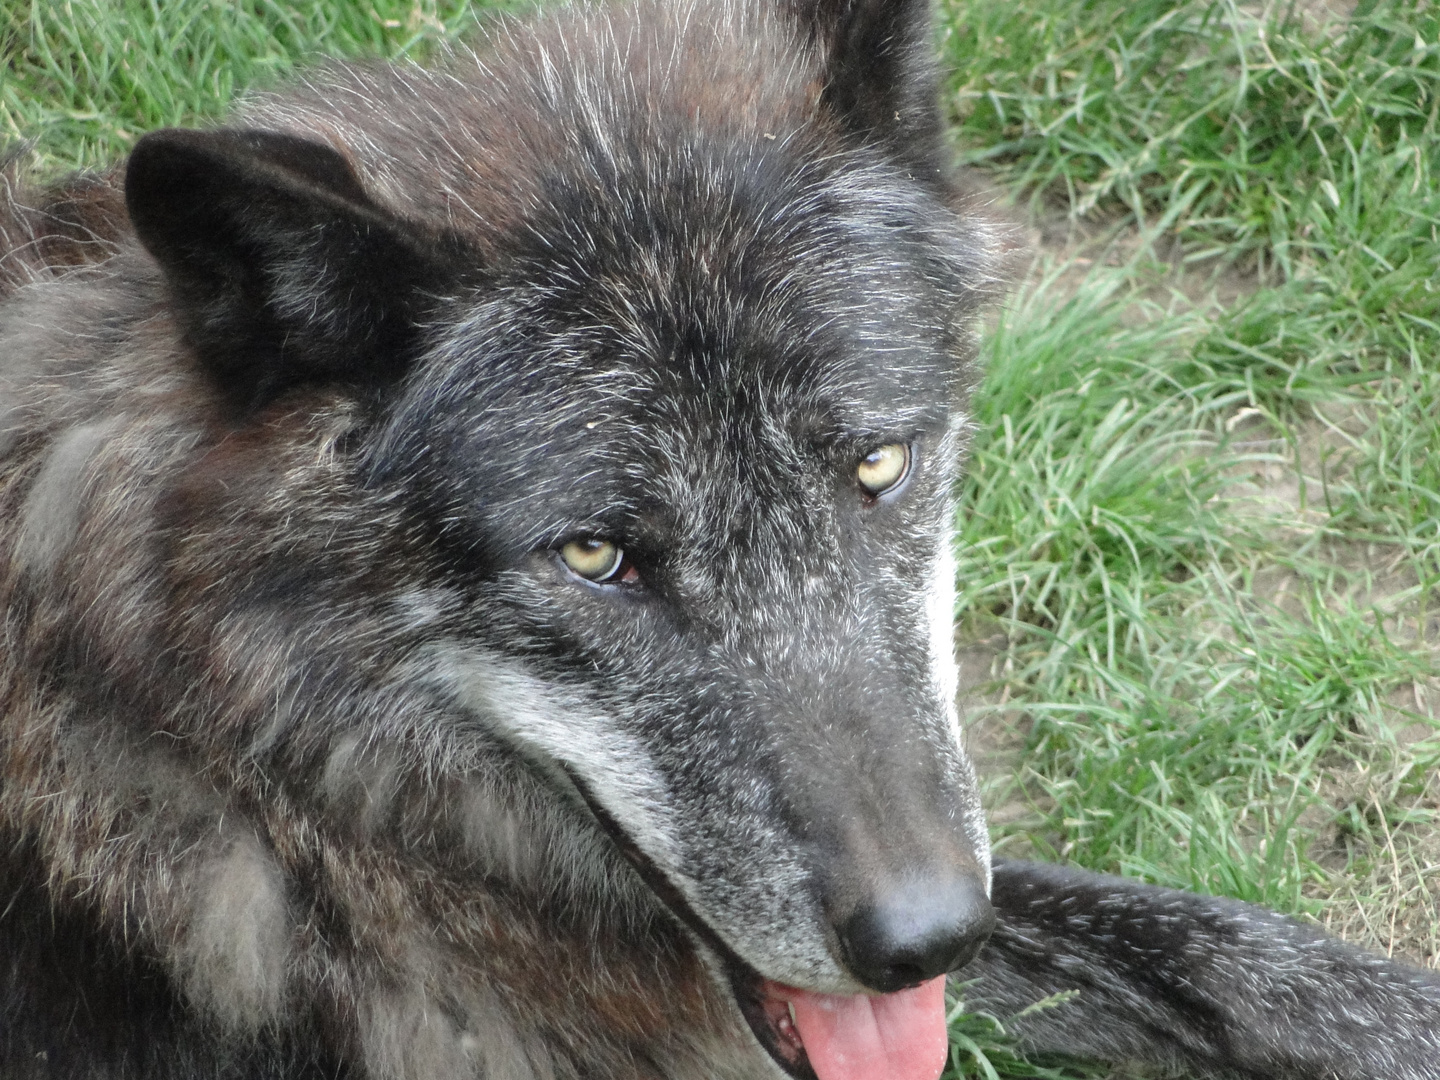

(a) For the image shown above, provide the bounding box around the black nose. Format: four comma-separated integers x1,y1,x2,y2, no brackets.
838,875,996,993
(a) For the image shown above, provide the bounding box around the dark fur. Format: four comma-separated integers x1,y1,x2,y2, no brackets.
2,1,1438,1078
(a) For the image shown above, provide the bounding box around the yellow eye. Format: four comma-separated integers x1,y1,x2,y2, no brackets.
559,538,624,581
856,443,911,497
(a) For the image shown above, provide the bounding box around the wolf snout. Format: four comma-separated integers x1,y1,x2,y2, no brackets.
837,873,996,993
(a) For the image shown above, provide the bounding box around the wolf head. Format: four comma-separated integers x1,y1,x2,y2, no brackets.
120,0,1003,1073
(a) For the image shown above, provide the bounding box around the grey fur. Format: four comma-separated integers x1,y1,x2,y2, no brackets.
1,1,1437,1078
15,419,121,574
177,836,294,1031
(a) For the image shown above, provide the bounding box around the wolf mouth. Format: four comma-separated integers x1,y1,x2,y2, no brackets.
729,966,818,1079
730,967,951,1080
556,765,817,1074
558,766,950,1080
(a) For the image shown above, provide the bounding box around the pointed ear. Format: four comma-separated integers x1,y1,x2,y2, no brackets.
126,128,465,411
788,0,948,183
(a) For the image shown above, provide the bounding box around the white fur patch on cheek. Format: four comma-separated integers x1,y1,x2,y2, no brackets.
423,646,683,872
178,837,293,1030
928,529,993,889
927,538,960,715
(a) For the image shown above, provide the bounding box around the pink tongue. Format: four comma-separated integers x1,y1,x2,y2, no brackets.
785,975,949,1080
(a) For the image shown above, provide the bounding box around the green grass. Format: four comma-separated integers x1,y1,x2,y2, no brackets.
4,1,1439,1078
943,0,1440,276
1,0,485,170
942,0,1440,1073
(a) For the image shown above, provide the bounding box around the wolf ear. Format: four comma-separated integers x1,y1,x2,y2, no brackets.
126,128,462,411
788,0,948,183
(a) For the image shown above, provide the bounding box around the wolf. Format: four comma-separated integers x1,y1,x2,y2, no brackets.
1,0,1438,1077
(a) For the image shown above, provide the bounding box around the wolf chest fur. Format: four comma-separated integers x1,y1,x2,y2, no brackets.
3,0,1440,1078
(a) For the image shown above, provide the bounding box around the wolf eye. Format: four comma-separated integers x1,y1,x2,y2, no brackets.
856,443,911,498
559,538,637,584
560,538,622,580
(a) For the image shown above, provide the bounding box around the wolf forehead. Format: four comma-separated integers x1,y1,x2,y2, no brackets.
162,5,997,571
229,1,997,402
